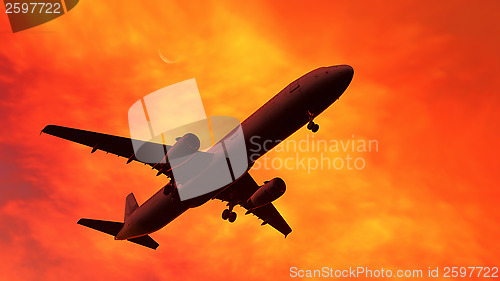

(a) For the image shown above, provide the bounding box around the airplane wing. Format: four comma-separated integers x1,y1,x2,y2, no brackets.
214,172,292,236
42,125,172,175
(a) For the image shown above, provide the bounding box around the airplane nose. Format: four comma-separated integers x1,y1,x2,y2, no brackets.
339,65,354,79
324,64,354,95
331,64,354,84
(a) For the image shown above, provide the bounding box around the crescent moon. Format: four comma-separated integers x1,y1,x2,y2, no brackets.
159,49,176,64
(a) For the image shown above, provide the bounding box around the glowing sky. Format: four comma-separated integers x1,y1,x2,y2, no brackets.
0,1,498,280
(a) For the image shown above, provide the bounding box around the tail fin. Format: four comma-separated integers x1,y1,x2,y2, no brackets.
125,193,139,220
78,218,124,236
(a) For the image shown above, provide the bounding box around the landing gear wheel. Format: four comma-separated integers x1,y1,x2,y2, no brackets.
307,121,319,133
228,211,237,223
307,111,319,133
222,209,231,220
312,123,319,133
163,184,173,196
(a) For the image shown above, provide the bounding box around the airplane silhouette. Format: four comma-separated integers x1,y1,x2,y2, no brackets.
42,65,354,249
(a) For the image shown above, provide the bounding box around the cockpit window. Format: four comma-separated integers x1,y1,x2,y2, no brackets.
289,80,300,93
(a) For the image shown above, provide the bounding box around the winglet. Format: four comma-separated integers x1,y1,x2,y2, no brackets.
41,125,55,135
41,125,50,135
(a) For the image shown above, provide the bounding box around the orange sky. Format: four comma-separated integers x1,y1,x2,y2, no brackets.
0,1,499,280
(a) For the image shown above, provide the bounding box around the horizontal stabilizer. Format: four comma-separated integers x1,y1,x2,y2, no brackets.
78,218,124,236
128,235,159,250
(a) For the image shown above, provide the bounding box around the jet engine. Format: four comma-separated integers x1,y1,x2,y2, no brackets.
247,178,286,209
156,132,200,177
167,133,201,160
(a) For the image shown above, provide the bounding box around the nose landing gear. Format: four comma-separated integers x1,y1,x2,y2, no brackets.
307,122,319,133
307,111,320,133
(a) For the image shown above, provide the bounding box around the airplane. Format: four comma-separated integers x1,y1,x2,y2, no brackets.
42,65,354,250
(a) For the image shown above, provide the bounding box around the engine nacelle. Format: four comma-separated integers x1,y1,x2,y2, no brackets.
167,133,200,161
247,178,286,209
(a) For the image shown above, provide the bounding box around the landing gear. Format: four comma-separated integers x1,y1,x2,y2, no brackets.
307,122,319,133
228,212,237,222
163,184,173,196
222,203,237,223
163,179,176,196
222,209,231,220
307,111,320,133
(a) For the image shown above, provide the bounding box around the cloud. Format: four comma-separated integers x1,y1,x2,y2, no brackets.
0,1,498,280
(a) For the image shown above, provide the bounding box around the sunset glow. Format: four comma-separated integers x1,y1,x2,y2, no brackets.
0,1,498,280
